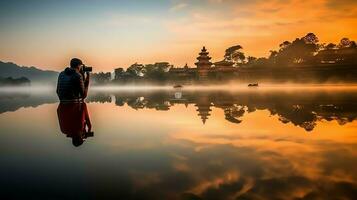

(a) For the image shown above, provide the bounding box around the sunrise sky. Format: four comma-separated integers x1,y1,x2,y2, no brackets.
0,0,356,72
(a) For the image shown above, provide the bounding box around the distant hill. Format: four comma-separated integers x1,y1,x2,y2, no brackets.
0,61,58,84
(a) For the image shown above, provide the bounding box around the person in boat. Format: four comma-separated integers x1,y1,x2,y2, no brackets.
56,58,90,102
57,102,93,147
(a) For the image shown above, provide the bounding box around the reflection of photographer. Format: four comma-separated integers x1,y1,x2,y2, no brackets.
57,102,93,147
56,58,92,102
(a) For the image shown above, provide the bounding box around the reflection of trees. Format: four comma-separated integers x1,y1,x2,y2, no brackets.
1,90,357,131
111,90,357,131
0,92,57,114
86,92,112,103
224,106,245,124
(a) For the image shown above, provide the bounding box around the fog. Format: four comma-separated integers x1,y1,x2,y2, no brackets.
1,83,357,94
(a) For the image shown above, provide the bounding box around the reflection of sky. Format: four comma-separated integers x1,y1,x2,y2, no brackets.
0,98,356,199
0,0,357,71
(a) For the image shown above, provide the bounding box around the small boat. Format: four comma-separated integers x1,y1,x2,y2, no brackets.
173,84,183,89
248,83,259,87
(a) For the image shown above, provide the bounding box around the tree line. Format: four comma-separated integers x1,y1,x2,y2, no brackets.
0,76,31,86
225,33,357,67
90,33,356,84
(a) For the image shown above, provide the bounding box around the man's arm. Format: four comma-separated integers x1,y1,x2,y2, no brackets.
83,72,90,98
75,73,89,99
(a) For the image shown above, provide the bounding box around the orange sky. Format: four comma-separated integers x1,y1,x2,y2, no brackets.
0,0,356,72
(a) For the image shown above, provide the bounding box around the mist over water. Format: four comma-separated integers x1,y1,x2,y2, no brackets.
3,83,357,93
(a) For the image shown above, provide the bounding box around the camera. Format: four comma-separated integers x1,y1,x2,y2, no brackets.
82,65,92,73
85,131,94,137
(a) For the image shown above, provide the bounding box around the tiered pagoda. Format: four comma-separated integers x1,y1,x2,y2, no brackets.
195,95,212,124
168,46,238,81
195,46,213,80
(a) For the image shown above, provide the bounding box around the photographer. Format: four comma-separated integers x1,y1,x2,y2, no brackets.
56,58,90,102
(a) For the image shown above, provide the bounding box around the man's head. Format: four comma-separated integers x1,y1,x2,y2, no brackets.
72,133,84,147
70,58,83,70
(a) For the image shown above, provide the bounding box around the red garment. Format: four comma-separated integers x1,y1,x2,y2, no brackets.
57,102,91,138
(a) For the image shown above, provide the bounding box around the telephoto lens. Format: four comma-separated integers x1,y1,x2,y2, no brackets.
83,66,92,72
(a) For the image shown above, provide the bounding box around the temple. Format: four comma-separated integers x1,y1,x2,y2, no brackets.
169,46,239,81
195,46,212,80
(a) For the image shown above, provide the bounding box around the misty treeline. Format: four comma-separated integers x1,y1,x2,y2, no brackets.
90,33,357,84
0,76,31,86
92,62,172,84
234,33,357,67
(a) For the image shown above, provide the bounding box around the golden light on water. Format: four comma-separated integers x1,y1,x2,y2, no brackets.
0,86,356,199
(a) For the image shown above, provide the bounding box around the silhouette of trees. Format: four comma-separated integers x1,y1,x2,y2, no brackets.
247,56,257,64
114,68,125,80
224,45,245,65
143,62,172,81
127,63,145,77
269,33,320,65
339,38,352,48
104,32,357,84
304,32,319,44
324,43,337,50
240,32,357,68
91,72,111,85
0,76,31,86
112,62,173,82
316,37,357,64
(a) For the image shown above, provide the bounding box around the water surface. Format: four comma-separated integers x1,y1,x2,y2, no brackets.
0,87,356,199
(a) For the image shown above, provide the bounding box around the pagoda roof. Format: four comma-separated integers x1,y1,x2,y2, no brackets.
197,55,211,60
214,60,234,66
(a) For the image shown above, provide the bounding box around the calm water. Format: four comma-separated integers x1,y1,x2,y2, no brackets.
0,87,356,199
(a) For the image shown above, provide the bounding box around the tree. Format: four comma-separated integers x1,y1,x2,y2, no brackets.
269,50,278,58
303,32,319,44
325,43,337,50
247,56,257,64
339,38,351,48
0,76,31,86
91,72,111,84
114,67,124,80
224,45,245,65
279,41,291,50
127,63,145,77
271,33,320,65
143,62,171,81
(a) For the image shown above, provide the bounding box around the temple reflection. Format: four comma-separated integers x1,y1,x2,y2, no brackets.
86,90,357,131
1,89,357,132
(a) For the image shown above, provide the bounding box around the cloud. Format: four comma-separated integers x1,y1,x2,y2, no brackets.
169,3,188,12
161,0,357,62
